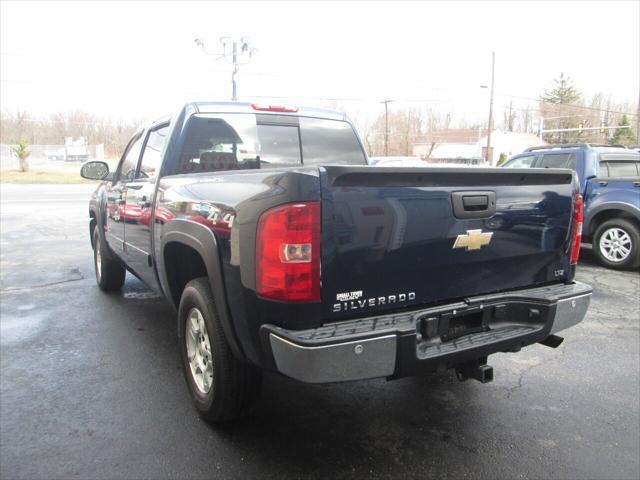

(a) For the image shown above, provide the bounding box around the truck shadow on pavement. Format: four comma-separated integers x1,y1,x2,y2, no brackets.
211,370,486,475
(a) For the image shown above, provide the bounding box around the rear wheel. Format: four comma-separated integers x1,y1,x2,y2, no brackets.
593,219,640,270
178,277,262,422
93,228,126,291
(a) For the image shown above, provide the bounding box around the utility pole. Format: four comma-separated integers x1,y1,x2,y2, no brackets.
381,99,392,156
194,37,256,101
231,41,238,101
485,51,495,165
637,86,640,141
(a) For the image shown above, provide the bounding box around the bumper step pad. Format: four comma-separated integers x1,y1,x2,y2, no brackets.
417,325,536,359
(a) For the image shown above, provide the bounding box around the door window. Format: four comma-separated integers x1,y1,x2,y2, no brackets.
116,134,143,182
538,153,577,170
138,125,169,179
601,161,639,178
504,155,536,168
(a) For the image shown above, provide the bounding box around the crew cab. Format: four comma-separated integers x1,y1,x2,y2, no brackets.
81,102,592,422
504,144,640,270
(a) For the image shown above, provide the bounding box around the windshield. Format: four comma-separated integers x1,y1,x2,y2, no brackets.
173,113,365,174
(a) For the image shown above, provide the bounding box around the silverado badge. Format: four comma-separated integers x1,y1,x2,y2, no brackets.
453,229,493,251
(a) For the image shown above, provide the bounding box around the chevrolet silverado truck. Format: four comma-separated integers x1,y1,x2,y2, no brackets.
504,144,640,270
81,102,592,422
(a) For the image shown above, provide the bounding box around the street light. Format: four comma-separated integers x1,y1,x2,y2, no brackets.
478,84,493,164
482,52,495,165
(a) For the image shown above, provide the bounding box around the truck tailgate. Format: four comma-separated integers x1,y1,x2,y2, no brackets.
320,166,576,319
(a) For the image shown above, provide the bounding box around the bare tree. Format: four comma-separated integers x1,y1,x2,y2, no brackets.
1,109,141,158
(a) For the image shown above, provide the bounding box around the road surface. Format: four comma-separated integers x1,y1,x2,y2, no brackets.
1,184,638,479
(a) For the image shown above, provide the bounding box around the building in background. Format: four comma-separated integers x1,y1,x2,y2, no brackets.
413,129,545,166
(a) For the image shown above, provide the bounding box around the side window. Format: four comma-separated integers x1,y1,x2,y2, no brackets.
539,152,577,170
138,125,169,179
606,161,639,178
598,162,610,178
116,134,143,183
504,155,536,168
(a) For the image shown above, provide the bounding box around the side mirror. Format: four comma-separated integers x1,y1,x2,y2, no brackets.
80,161,110,180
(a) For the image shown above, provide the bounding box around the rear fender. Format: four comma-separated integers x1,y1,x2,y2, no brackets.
159,219,244,360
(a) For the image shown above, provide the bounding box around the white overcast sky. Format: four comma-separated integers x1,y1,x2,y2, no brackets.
1,0,638,124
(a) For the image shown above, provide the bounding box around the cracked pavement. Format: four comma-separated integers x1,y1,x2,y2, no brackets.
1,184,639,479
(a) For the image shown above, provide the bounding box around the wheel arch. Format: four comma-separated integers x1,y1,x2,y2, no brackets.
159,219,244,360
89,208,97,248
585,204,640,239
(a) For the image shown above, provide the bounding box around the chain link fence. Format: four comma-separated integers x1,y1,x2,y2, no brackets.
0,144,107,171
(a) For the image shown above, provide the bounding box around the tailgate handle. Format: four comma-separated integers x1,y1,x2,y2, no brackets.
452,191,496,219
462,195,489,210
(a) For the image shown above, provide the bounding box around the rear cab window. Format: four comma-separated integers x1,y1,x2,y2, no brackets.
172,113,365,175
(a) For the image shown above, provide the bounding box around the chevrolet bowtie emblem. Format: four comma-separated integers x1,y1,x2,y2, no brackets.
453,229,493,251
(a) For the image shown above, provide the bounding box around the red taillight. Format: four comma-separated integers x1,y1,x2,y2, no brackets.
570,194,584,265
251,103,299,113
256,202,321,302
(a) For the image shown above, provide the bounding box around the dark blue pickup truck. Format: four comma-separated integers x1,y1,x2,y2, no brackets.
80,102,592,422
504,144,640,270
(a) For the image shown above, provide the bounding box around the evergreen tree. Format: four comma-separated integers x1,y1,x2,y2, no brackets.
609,114,637,145
541,72,582,105
540,73,583,143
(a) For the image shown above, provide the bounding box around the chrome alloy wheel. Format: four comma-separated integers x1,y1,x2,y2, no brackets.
185,307,214,394
599,227,632,263
95,237,102,280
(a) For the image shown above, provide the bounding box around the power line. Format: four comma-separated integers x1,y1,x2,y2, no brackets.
497,92,638,117
194,37,257,101
247,94,637,117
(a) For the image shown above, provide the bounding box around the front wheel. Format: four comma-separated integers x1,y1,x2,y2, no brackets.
93,228,126,291
593,219,640,270
178,278,262,422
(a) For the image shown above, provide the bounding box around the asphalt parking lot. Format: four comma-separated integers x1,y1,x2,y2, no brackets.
1,183,639,480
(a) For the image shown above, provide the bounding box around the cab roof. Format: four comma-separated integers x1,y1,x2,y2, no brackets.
190,101,347,121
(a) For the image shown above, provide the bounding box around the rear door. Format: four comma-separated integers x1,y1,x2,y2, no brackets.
105,133,143,257
590,155,640,199
123,123,169,288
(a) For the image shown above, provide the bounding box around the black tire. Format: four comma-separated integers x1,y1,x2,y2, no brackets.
178,277,262,422
92,228,126,291
593,218,640,270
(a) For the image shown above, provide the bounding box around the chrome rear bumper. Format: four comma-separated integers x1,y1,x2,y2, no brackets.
266,281,592,384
